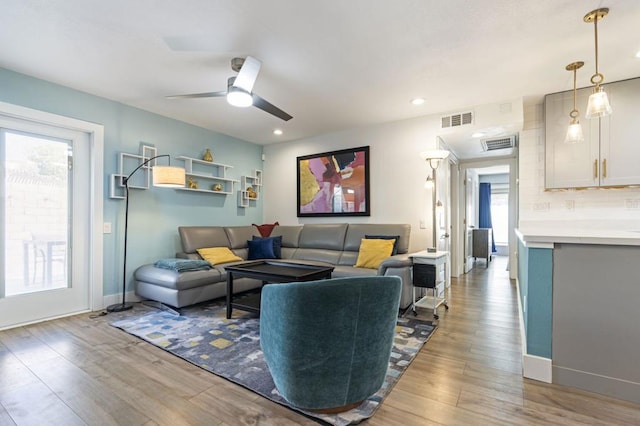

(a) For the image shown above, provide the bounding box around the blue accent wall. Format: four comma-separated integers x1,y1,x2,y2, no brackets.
517,239,553,359
0,68,264,297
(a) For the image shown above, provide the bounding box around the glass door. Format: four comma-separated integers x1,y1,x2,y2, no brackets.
0,117,92,329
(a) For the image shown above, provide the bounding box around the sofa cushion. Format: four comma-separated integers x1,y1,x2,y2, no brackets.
179,227,230,254
271,225,303,248
252,235,283,258
298,224,348,251
354,239,395,269
134,264,222,290
252,222,279,237
225,226,260,249
197,247,243,265
247,238,277,260
343,224,410,254
365,234,400,255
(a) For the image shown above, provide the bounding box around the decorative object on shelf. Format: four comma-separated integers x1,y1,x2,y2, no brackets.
202,148,213,162
419,149,450,251
584,8,612,119
247,186,257,198
296,146,370,217
175,155,238,195
109,154,185,313
565,61,585,144
188,177,198,189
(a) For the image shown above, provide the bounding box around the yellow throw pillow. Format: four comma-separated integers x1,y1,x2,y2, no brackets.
196,247,243,265
354,238,395,269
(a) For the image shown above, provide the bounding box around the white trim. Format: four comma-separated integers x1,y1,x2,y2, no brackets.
0,101,104,312
103,290,141,308
516,277,553,383
523,354,553,383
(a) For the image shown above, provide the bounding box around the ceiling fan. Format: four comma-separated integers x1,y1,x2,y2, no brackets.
166,56,293,121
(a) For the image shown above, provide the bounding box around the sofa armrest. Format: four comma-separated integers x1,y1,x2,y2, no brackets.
377,254,412,275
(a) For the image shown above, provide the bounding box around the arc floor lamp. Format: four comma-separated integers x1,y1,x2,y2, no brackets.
107,155,185,312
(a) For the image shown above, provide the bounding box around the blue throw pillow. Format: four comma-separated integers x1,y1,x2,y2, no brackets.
365,234,400,255
247,238,277,260
252,235,282,258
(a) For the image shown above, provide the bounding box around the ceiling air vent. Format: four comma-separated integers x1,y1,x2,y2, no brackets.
441,111,473,128
481,135,516,152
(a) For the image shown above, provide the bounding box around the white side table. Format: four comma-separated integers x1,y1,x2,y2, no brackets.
410,250,450,319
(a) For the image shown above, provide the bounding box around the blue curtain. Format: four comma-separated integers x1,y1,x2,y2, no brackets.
479,183,496,253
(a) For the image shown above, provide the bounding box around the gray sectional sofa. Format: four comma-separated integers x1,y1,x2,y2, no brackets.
134,223,414,309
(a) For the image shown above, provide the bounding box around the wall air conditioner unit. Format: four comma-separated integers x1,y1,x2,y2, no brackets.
481,134,517,152
441,111,473,128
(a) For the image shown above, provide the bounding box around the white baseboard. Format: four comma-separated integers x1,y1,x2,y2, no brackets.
516,277,552,384
523,354,552,383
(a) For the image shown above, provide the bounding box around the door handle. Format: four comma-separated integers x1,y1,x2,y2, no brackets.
593,159,598,179
602,158,607,178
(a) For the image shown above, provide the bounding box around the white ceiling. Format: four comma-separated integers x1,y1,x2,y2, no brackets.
1,1,639,158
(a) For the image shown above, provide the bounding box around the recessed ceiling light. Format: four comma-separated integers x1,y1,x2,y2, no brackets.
273,129,283,135
471,132,486,138
411,98,425,106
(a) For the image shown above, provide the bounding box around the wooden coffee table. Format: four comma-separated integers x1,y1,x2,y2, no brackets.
225,260,334,318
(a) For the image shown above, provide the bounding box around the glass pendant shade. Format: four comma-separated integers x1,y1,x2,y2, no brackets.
565,120,585,144
585,86,612,119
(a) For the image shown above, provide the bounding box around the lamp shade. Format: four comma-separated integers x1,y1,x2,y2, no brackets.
585,87,612,119
152,166,186,187
565,121,584,144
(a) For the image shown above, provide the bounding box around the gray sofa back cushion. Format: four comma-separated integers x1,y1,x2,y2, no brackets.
343,223,410,254
272,225,303,248
298,224,348,250
179,226,230,254
225,226,259,249
292,248,342,265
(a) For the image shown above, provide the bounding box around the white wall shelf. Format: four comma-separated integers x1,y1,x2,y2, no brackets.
238,169,262,207
109,145,157,199
175,155,238,195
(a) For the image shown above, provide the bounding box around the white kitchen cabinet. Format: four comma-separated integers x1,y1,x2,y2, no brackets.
545,77,640,189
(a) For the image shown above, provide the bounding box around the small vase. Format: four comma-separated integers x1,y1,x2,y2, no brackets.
203,149,213,162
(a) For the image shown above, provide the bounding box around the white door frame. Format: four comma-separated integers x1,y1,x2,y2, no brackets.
0,101,104,327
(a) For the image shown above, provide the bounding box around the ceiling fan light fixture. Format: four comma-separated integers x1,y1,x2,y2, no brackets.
227,87,253,107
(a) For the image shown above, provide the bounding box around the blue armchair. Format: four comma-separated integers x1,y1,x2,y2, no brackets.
260,276,401,413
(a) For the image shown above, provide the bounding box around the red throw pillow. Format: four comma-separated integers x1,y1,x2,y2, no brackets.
252,222,279,237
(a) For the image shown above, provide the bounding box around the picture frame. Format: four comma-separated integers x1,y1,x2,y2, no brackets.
297,146,370,217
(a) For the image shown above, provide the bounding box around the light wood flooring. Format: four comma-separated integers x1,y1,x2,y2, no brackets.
1,256,639,425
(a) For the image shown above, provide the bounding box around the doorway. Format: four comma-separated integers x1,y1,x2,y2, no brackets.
0,102,104,329
454,158,518,280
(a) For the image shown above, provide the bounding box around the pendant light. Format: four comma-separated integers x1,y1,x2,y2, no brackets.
565,61,585,143
584,8,612,119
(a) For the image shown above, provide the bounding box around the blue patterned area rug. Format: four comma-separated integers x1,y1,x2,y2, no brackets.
111,302,435,425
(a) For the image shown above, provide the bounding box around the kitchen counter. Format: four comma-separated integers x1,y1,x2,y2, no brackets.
516,223,640,247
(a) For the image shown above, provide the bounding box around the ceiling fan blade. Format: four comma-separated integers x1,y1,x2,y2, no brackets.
232,56,261,93
252,94,293,121
166,91,227,99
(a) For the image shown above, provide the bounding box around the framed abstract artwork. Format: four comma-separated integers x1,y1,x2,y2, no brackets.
296,146,370,217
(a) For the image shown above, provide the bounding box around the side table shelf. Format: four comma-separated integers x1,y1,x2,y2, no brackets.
175,155,238,195
238,169,262,207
